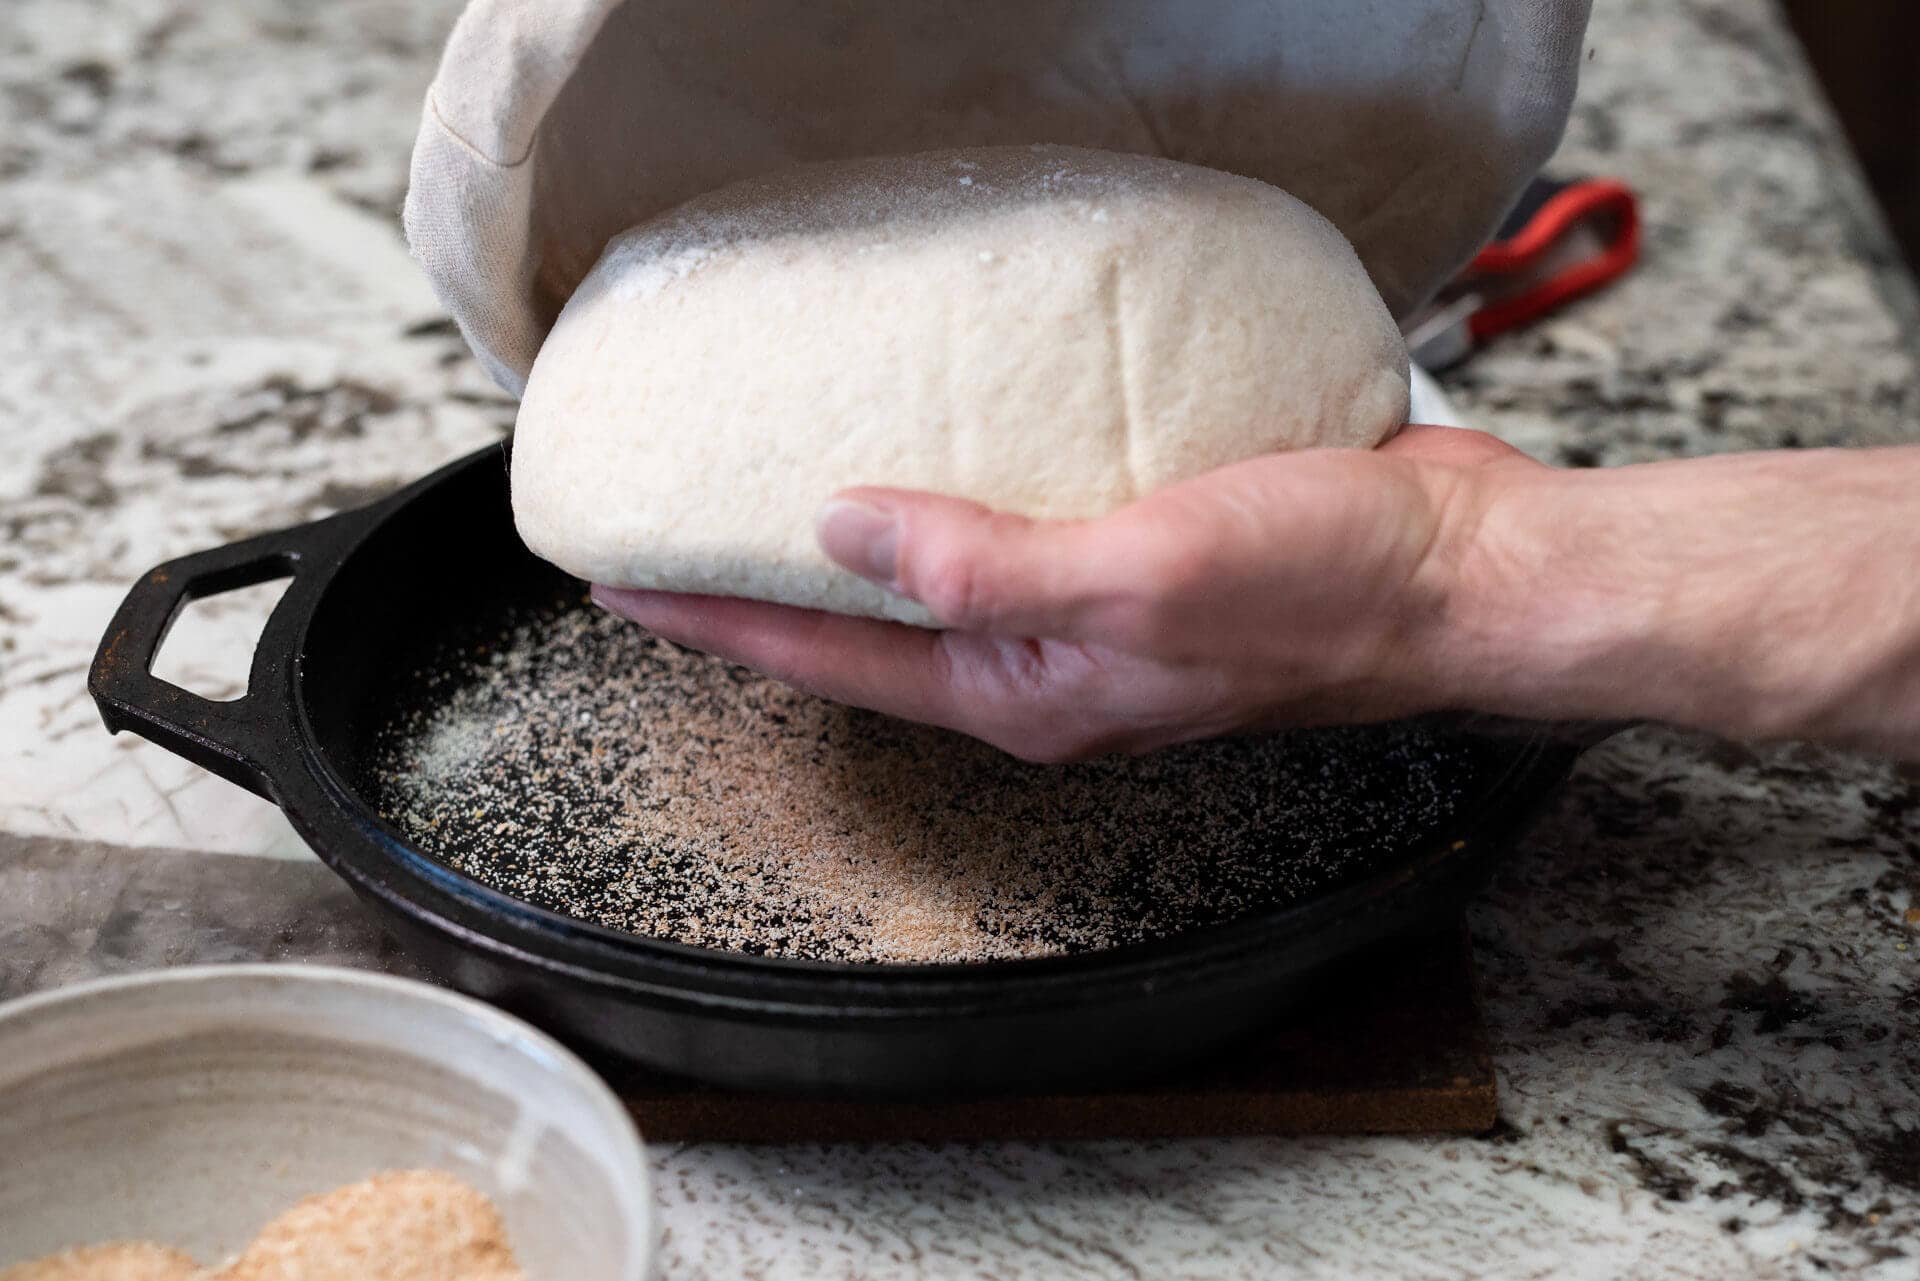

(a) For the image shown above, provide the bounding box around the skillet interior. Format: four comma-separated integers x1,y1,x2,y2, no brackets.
276,447,1574,1093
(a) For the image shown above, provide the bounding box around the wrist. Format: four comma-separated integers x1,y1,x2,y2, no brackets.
1434,449,1920,755
1419,463,1659,727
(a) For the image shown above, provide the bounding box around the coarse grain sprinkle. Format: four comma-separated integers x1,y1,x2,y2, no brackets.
0,1244,200,1281
0,1172,523,1281
365,594,1494,964
210,1171,523,1281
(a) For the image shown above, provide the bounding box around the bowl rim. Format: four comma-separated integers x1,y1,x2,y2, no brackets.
0,962,653,1281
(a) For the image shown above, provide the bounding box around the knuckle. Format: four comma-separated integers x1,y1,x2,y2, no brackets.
908,510,1041,629
913,546,990,627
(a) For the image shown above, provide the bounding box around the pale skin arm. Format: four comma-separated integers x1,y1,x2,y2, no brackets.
593,426,1920,762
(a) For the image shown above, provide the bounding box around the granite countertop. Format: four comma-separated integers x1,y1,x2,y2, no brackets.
3,1,1918,1278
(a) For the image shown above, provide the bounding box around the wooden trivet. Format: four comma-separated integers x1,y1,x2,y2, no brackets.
612,924,1495,1142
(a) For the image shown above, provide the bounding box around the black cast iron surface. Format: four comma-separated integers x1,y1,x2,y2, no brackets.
89,444,1580,1096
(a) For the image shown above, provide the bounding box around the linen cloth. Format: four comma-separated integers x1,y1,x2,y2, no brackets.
405,0,1592,395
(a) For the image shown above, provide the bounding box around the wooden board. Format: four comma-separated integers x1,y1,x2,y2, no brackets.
612,924,1496,1142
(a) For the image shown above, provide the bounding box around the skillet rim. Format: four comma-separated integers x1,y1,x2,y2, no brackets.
264,444,1579,1015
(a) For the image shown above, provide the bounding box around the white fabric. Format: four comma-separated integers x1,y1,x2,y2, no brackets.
405,0,1591,396
1409,364,1464,428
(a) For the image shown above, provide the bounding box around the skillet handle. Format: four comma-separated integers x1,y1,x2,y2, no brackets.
88,514,359,802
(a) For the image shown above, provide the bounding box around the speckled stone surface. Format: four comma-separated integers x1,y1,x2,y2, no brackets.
2,2,1917,1278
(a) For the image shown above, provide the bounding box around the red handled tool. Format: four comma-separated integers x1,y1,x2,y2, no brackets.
1405,176,1641,370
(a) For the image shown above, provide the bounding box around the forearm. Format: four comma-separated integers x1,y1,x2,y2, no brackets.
1439,446,1920,756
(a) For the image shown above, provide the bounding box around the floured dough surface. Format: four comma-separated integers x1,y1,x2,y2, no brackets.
0,1245,200,1281
512,143,1409,624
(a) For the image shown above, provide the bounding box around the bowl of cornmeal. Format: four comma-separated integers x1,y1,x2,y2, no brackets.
0,965,651,1280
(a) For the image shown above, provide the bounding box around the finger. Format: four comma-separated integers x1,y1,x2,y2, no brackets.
814,490,1133,637
591,586,968,728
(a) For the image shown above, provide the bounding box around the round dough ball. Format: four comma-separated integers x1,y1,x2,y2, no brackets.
512,144,1409,625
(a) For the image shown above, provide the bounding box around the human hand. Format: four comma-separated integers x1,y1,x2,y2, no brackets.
592,425,1540,761
597,430,1920,760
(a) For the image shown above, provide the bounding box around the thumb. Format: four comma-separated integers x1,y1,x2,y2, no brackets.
815,488,1114,636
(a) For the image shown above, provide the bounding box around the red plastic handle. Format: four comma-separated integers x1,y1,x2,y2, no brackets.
1466,180,1641,340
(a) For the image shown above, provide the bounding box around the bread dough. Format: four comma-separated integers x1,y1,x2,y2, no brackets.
511,144,1409,625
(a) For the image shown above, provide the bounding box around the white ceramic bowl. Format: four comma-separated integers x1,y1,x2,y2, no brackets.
0,965,651,1278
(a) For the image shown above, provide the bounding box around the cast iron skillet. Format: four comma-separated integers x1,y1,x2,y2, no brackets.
90,443,1582,1097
